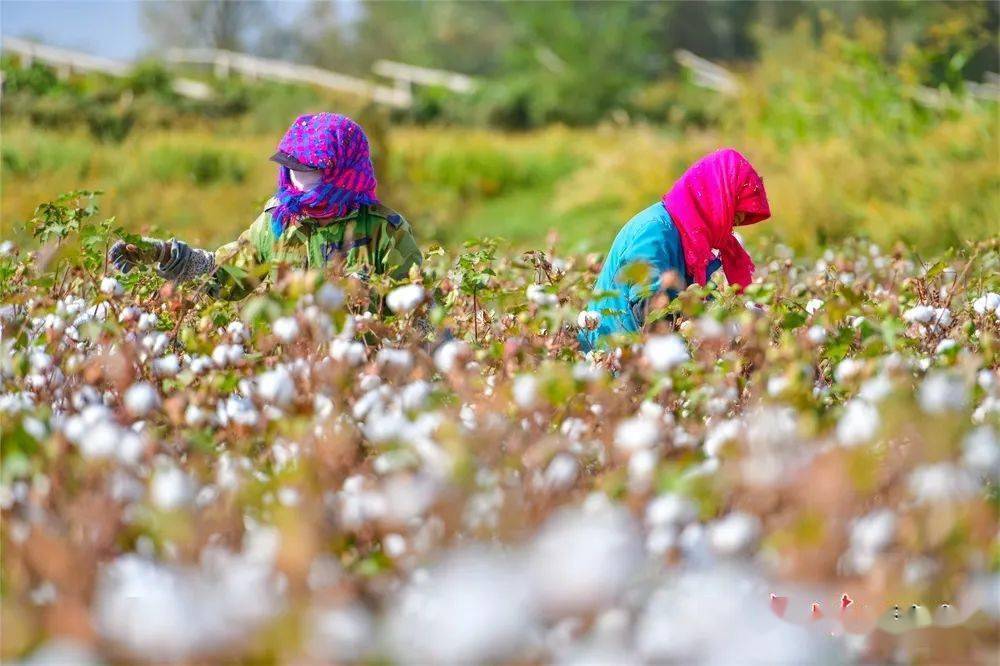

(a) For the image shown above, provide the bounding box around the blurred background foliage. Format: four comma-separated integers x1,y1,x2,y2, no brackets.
1,0,997,255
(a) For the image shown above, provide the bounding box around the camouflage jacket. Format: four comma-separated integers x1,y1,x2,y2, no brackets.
210,198,422,300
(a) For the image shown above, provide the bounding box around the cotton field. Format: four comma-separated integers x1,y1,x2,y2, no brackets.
1,232,998,664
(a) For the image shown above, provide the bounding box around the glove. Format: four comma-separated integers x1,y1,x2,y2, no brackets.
156,239,193,280
109,239,165,274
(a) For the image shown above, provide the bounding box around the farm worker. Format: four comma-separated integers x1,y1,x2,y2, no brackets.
109,113,421,299
579,148,770,351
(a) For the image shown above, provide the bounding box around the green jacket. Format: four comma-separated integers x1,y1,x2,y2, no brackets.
211,197,422,300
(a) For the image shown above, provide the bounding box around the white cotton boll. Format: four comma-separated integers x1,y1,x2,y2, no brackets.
277,487,300,507
528,505,642,615
577,310,602,330
151,465,195,511
643,335,689,372
614,416,659,451
628,448,659,489
433,340,468,374
837,399,880,446
848,509,896,561
543,453,579,491
316,282,345,310
306,603,373,662
385,548,534,664
708,512,761,557
272,317,300,343
903,305,935,324
225,321,249,343
963,426,999,478
211,344,233,368
908,463,978,505
972,293,1000,316
124,382,160,417
400,380,431,411
834,358,863,383
526,284,558,306
188,356,212,375
151,354,180,378
646,526,678,556
766,375,790,397
137,312,159,332
78,421,121,460
806,325,827,344
935,339,957,355
513,375,538,409
100,276,124,297
383,533,407,558
184,404,209,428
805,299,824,314
704,419,740,458
386,283,425,314
330,338,366,366
256,367,294,407
918,372,967,413
29,350,52,372
646,493,698,528
376,347,412,371
859,374,892,403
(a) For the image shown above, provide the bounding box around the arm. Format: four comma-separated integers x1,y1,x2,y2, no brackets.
372,211,422,281
621,223,686,329
108,211,271,301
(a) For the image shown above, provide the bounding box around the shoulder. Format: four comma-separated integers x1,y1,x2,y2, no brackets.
263,196,281,213
368,203,409,230
625,202,679,249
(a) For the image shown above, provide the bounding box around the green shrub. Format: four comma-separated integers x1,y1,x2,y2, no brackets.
148,146,249,186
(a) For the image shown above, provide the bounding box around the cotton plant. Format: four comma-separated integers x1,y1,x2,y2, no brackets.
1,200,998,663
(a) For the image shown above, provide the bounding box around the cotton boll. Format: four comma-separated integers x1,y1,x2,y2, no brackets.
225,321,249,343
614,416,659,451
124,382,160,417
256,367,295,408
543,453,579,492
834,358,863,383
837,399,880,446
971,292,1000,316
918,372,967,413
330,338,366,366
433,340,468,373
643,335,689,372
513,375,538,409
306,603,374,662
708,512,761,557
151,465,195,511
577,310,602,330
272,317,300,343
908,463,978,505
184,404,209,428
385,548,534,664
151,354,180,377
628,448,658,490
400,380,431,411
386,284,425,314
645,493,698,528
100,277,124,297
528,505,642,615
137,312,159,332
805,299,823,314
526,284,558,306
376,347,412,371
963,426,999,478
843,509,896,574
935,339,957,355
316,283,345,310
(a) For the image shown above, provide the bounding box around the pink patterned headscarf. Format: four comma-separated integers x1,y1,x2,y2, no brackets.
662,148,770,289
270,113,379,235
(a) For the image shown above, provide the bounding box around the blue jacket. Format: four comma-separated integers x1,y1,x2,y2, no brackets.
579,201,720,351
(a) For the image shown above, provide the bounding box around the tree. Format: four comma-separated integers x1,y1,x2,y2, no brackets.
141,0,271,52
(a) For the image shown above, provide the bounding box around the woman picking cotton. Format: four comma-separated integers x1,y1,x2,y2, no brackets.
109,113,422,300
579,148,771,351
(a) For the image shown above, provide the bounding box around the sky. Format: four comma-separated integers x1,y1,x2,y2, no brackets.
0,0,318,61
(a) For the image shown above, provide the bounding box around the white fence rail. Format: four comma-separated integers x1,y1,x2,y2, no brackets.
166,48,412,108
372,59,477,94
1,36,212,100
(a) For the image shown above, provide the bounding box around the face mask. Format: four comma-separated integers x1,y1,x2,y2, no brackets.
290,169,322,192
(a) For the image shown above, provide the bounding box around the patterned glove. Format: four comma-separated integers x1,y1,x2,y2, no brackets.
108,239,165,274
156,239,216,283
